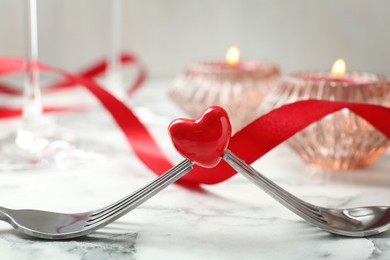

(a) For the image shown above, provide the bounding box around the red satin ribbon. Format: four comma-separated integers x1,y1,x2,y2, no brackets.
0,53,146,96
0,106,85,119
0,57,389,185
186,101,390,184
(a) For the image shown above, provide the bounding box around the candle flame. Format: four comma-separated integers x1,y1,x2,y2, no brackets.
331,59,346,77
225,46,240,65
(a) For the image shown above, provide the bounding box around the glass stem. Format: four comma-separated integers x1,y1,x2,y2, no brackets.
16,0,47,151
23,0,42,123
106,0,124,97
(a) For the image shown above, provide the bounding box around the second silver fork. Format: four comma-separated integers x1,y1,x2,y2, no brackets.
223,150,390,237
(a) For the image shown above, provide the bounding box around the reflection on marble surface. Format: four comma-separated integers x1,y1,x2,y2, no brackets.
0,231,137,259
0,80,389,259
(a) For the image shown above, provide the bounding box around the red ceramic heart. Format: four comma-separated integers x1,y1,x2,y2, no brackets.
168,106,232,168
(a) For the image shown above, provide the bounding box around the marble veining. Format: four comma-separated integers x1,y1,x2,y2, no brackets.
0,231,137,260
366,236,390,259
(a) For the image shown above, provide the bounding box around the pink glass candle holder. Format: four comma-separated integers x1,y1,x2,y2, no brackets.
169,60,280,132
260,71,390,170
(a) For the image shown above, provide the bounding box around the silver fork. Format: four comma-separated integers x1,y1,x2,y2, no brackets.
223,150,390,237
0,160,192,240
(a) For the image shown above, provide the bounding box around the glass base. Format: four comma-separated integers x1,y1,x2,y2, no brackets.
0,129,107,171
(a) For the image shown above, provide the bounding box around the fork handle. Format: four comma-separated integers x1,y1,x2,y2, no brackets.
0,207,9,222
92,159,194,225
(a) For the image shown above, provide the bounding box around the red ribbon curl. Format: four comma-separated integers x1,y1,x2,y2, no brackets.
0,57,389,185
0,53,146,96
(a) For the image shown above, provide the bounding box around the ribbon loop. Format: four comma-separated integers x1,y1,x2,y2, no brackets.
0,56,389,186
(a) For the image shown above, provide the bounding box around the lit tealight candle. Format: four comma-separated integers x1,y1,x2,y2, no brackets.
304,59,371,84
331,58,346,77
169,46,280,132
213,46,267,71
259,59,390,170
225,46,240,66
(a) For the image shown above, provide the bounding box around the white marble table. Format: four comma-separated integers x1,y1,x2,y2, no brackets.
0,80,390,259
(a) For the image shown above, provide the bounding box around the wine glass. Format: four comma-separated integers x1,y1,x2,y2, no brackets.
0,0,105,171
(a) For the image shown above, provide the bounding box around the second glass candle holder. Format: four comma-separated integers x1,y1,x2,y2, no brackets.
259,71,390,170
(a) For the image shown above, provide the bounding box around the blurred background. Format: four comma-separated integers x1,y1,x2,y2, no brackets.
0,0,389,78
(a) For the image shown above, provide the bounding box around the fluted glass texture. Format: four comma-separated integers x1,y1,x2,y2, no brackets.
260,72,390,170
169,61,280,132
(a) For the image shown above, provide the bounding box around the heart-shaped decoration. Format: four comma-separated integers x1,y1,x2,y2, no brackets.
168,106,232,168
